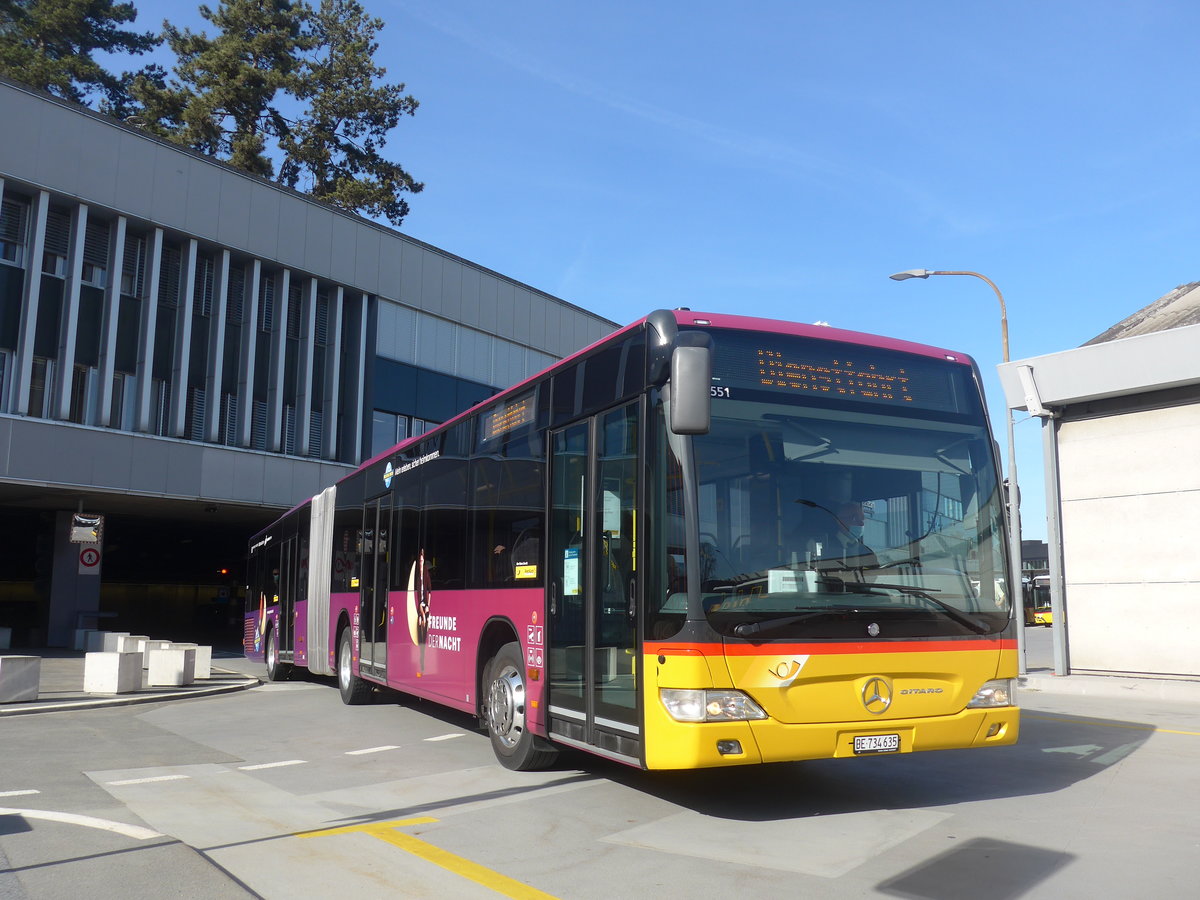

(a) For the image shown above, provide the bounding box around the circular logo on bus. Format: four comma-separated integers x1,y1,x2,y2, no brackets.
862,677,892,715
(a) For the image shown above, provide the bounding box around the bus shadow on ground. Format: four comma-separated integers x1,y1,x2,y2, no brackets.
595,709,1155,822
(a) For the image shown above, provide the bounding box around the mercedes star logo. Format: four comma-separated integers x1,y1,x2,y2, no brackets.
862,676,892,714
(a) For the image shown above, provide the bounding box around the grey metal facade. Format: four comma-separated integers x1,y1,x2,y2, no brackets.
0,77,617,646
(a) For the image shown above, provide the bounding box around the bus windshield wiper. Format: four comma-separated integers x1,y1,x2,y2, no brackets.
833,580,992,635
732,609,837,638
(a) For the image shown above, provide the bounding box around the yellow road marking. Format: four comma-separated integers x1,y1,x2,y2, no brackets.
299,817,558,899
1023,713,1200,737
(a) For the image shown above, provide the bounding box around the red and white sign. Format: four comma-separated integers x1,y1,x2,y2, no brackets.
78,546,101,574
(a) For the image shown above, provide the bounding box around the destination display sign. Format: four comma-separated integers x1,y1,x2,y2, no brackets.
481,391,535,444
701,330,970,415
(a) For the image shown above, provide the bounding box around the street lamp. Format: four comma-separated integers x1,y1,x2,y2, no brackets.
888,268,1026,674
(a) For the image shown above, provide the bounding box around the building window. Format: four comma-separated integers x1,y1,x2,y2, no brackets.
42,209,70,277
195,254,215,317
0,198,28,266
121,235,146,297
81,220,109,287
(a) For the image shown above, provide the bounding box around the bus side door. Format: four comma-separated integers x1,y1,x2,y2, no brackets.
547,402,641,763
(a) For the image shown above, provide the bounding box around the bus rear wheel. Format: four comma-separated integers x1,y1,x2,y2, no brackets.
265,625,291,682
483,642,557,771
338,628,371,705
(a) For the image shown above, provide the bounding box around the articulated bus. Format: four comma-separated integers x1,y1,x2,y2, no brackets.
245,309,1019,771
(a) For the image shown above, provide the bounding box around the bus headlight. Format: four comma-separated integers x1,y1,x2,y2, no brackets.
660,689,768,722
967,679,1014,708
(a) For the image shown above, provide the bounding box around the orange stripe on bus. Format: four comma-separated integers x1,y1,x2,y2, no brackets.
645,639,1015,656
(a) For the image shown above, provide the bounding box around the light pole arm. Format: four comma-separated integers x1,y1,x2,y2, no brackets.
929,271,1009,363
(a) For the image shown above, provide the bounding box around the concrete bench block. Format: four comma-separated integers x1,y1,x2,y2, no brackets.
0,627,11,650
84,651,142,694
147,647,195,687
101,632,131,652
138,639,172,669
170,643,212,679
117,634,149,653
0,655,41,702
85,631,109,651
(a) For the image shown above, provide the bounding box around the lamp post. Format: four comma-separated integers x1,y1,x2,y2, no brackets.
888,269,1026,674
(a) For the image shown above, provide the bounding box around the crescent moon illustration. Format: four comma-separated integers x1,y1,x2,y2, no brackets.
406,559,419,644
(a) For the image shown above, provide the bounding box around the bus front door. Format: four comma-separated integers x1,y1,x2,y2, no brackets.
359,495,391,679
548,403,641,764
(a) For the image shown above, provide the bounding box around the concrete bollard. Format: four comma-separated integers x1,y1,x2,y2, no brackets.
137,639,172,669
171,643,212,679
0,655,40,702
117,634,149,653
101,632,131,652
147,647,196,687
84,651,143,694
85,631,109,651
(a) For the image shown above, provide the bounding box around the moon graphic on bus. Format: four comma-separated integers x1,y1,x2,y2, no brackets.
406,552,431,647
406,560,419,644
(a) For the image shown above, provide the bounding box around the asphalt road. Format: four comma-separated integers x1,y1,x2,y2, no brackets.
3,650,1199,899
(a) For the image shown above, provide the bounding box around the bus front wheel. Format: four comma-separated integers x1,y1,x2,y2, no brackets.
338,628,371,705
265,625,291,682
483,642,557,771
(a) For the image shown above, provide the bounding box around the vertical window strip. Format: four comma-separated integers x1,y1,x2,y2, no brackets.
122,235,146,297
43,209,70,257
251,399,268,450
287,282,302,339
315,295,329,346
220,393,238,445
228,266,245,323
83,221,109,267
159,245,181,307
195,256,215,317
258,275,275,332
0,198,28,264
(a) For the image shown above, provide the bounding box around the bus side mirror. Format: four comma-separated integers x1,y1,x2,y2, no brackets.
670,343,712,435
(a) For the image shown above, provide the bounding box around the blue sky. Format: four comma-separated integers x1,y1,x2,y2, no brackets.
121,0,1200,540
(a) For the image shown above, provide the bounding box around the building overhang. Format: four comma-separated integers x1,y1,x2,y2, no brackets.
998,321,1200,413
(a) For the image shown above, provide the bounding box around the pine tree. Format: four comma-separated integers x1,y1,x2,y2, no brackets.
131,0,421,224
0,0,159,108
131,0,308,178
278,0,422,226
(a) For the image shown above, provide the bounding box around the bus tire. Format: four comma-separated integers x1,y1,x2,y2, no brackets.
338,628,371,705
483,642,558,771
265,625,291,682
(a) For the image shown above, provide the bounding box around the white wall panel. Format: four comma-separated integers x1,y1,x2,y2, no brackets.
1059,404,1200,499
1067,582,1200,676
1062,491,1200,584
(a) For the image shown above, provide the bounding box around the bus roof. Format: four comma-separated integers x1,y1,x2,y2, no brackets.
349,309,977,481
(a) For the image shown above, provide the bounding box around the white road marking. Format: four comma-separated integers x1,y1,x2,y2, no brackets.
0,790,39,798
106,774,191,786
238,760,307,771
345,745,400,755
0,807,162,840
424,733,465,742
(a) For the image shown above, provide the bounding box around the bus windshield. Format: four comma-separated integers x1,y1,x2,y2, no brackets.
668,338,1011,640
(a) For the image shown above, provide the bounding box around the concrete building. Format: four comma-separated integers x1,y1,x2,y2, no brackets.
999,287,1200,678
0,77,617,648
